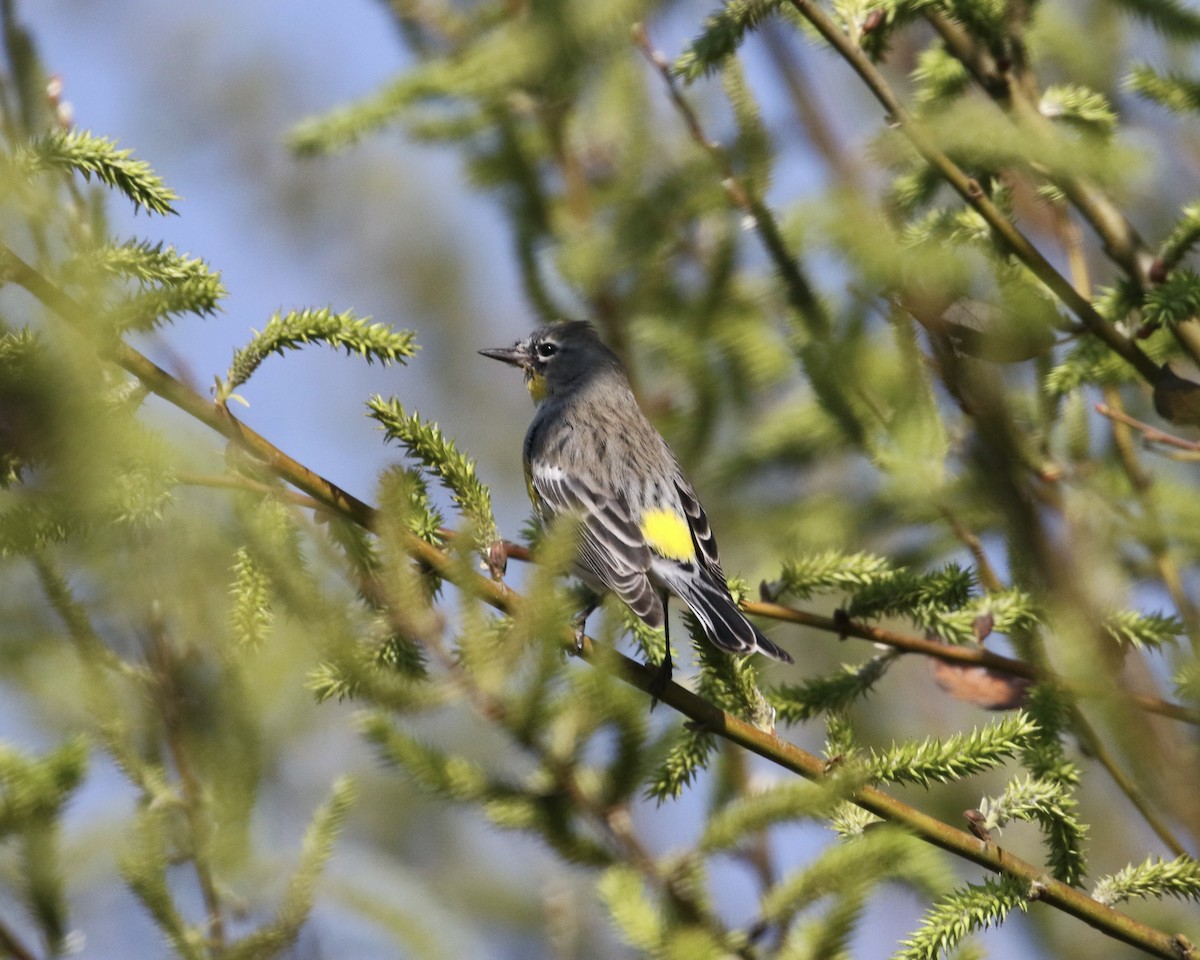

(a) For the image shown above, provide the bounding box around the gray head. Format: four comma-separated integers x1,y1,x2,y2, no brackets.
479,321,623,403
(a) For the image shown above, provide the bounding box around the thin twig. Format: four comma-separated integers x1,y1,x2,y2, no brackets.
760,20,863,191
1096,403,1200,453
746,599,1198,725
940,507,1005,593
146,621,226,948
923,11,1154,290
176,471,327,512
1071,706,1191,858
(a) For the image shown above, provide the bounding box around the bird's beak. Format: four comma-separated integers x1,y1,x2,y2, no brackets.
479,343,529,368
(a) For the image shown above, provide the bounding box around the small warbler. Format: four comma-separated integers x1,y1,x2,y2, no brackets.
481,321,792,689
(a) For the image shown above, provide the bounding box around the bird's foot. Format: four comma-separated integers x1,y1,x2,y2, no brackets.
570,589,599,657
647,647,673,709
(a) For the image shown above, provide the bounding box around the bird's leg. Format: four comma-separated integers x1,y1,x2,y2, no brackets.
570,585,601,654
649,590,673,705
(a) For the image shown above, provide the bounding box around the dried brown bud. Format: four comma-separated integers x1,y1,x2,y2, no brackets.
963,808,992,842
931,660,1032,710
972,612,995,643
486,540,509,579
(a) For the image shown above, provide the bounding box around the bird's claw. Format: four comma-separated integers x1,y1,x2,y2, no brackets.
647,648,673,709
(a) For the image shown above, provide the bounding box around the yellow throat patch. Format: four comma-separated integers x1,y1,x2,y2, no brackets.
526,372,548,404
640,508,696,562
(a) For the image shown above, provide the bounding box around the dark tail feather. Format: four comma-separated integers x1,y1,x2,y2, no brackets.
671,575,793,664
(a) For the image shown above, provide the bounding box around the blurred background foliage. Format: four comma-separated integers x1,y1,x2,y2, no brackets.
1,0,1199,957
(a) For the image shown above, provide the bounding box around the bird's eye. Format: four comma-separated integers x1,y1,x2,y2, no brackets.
535,342,557,359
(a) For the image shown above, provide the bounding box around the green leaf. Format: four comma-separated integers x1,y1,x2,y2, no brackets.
598,865,663,951
646,724,718,803
912,47,971,106
367,396,498,549
223,779,356,960
673,0,783,83
1103,609,1183,649
63,239,219,287
772,654,897,722
228,547,274,650
225,309,417,395
896,875,1030,960
1039,84,1118,136
102,271,226,333
1143,269,1200,328
0,738,88,835
1092,855,1200,906
699,779,849,852
1108,0,1200,40
1127,64,1200,113
761,827,939,921
20,128,178,215
360,713,492,801
975,775,1088,884
866,712,1037,787
120,808,205,960
1156,199,1200,269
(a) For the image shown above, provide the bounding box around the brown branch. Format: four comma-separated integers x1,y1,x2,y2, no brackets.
0,243,378,530
747,599,1198,725
923,9,1200,377
1071,707,1191,858
923,11,1155,290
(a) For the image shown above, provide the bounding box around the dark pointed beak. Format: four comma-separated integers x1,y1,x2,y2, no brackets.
479,344,528,368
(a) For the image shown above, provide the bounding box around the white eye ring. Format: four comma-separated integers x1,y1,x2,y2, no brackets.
535,342,557,359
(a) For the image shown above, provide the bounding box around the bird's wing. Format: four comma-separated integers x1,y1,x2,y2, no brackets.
673,474,724,581
530,462,663,626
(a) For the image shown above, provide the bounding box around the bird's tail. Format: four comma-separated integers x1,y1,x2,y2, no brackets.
669,573,793,664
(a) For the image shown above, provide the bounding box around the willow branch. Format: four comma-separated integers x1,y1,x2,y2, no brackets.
783,0,1160,383
0,242,377,529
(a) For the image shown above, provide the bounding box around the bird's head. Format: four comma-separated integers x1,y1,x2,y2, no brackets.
479,321,616,404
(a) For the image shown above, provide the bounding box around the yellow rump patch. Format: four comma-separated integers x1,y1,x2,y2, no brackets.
641,508,696,562
526,372,548,404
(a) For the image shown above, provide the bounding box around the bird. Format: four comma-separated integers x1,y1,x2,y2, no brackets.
479,320,792,693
